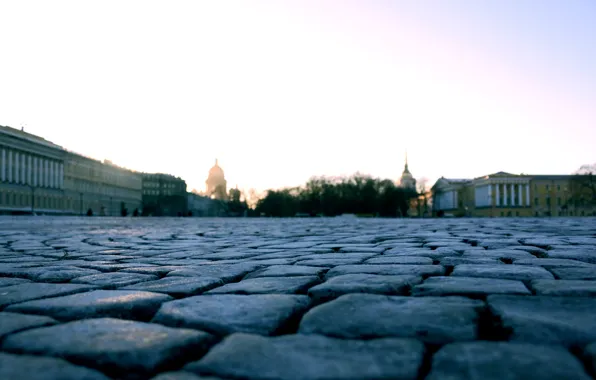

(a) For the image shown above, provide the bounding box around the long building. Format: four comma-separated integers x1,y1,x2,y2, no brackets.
0,125,142,215
432,171,596,217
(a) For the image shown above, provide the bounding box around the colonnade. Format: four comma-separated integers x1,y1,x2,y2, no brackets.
0,147,64,189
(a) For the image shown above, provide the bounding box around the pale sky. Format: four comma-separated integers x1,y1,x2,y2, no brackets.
1,0,595,194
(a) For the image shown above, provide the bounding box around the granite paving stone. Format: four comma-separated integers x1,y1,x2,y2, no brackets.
0,277,31,287
71,272,159,288
1,318,218,377
529,279,596,296
438,256,503,265
152,294,310,336
0,282,97,308
166,263,261,282
427,341,592,380
294,258,364,267
307,274,422,302
544,248,596,263
151,372,224,380
325,264,445,279
243,265,327,279
364,256,433,265
487,295,596,346
299,294,483,343
0,311,58,339
2,216,596,379
461,249,535,260
0,352,110,380
121,277,224,296
451,264,555,281
205,276,321,295
513,258,594,268
6,290,172,321
412,277,531,297
549,266,596,280
185,333,424,380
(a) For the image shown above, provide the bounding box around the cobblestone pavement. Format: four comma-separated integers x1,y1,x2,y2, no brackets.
1,216,596,380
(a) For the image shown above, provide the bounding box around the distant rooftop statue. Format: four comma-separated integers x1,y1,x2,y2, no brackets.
206,158,227,200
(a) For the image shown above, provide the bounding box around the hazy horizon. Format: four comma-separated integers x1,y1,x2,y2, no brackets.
1,0,594,193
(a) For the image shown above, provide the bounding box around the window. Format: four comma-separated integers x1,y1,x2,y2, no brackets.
546,198,551,206
557,185,560,191
516,211,519,216
500,212,504,217
557,198,561,206
534,198,539,206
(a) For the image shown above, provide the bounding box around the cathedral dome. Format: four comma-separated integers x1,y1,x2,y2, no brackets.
206,159,227,200
399,153,417,189
208,159,225,178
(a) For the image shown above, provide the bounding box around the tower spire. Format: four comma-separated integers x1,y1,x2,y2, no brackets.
405,151,408,170
215,158,218,166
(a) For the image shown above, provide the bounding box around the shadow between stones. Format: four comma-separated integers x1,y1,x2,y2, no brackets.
476,305,512,341
417,343,440,380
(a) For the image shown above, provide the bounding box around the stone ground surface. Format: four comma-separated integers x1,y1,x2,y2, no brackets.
0,216,595,380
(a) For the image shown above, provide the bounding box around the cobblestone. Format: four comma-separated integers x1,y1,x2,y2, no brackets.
0,216,595,379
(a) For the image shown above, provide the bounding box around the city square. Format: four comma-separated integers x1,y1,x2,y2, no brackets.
0,216,595,379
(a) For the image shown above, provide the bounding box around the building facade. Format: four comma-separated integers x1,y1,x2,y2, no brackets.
0,125,142,216
0,126,67,215
142,173,187,216
432,172,596,217
64,153,142,216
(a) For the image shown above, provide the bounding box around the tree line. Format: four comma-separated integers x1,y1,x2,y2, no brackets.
254,174,418,217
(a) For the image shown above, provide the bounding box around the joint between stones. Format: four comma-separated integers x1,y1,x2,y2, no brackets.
476,305,512,341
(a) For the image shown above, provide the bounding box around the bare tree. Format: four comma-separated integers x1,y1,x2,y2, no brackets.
417,177,429,194
245,188,261,209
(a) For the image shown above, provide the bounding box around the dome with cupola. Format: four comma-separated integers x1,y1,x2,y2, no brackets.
206,159,227,199
399,153,417,190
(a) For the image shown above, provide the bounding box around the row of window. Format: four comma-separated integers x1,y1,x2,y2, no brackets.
144,182,180,189
535,184,566,192
66,162,141,190
143,190,177,196
0,191,64,209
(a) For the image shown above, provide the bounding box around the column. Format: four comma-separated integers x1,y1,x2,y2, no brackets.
33,157,38,187
503,183,508,206
54,162,59,188
45,160,49,187
487,184,492,207
518,184,523,206
21,154,26,184
58,162,64,189
49,161,55,188
14,152,19,184
1,149,5,181
27,155,32,185
496,184,500,206
40,159,44,187
510,184,515,206
8,150,13,183
526,183,530,207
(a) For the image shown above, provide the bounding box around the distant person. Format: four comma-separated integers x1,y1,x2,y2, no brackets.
133,208,139,217
86,208,93,217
